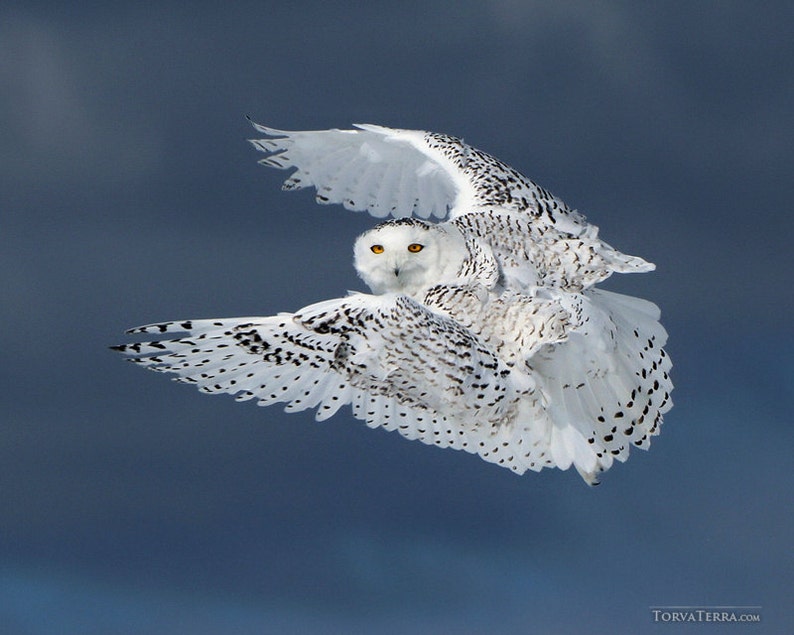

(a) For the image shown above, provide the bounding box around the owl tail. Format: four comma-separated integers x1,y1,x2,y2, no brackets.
533,287,673,484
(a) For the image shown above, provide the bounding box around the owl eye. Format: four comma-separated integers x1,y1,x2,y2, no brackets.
407,243,424,253
370,244,385,254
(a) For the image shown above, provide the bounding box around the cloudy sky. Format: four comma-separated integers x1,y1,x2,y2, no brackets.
1,2,792,633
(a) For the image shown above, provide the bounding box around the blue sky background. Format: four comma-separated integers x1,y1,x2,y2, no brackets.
1,2,792,633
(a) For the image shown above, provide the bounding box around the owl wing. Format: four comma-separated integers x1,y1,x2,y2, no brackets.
113,286,672,483
249,121,655,289
451,209,655,292
112,292,557,474
249,120,587,233
527,288,673,481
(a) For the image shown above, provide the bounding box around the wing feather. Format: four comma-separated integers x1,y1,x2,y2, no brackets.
529,288,673,480
114,285,672,483
250,121,584,222
249,122,452,219
249,121,656,292
114,292,532,457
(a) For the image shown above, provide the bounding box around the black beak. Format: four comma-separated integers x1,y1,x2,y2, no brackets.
393,267,400,277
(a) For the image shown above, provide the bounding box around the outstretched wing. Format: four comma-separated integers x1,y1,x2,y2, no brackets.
113,292,557,474
248,120,587,230
113,287,672,483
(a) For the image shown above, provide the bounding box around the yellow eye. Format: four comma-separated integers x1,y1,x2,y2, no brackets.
407,243,424,253
370,244,384,254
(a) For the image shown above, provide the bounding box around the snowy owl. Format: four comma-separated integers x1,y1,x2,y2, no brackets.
113,122,672,484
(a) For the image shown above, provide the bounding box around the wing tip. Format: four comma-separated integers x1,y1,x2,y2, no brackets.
246,117,288,137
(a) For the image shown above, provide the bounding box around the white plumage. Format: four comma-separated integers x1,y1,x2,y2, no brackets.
114,122,673,484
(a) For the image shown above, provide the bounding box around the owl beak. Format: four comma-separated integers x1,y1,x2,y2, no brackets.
393,266,401,277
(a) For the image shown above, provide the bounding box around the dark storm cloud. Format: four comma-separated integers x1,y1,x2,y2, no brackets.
1,2,791,633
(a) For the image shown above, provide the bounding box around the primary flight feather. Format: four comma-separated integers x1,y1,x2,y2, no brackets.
114,121,673,484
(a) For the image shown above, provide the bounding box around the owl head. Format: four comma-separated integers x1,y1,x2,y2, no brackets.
353,218,468,296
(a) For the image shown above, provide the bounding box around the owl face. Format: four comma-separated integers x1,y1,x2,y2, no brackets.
353,219,468,296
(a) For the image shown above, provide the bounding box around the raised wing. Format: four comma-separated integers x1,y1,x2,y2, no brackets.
249,120,588,228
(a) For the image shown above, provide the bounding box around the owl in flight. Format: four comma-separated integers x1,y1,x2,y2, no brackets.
114,122,672,484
